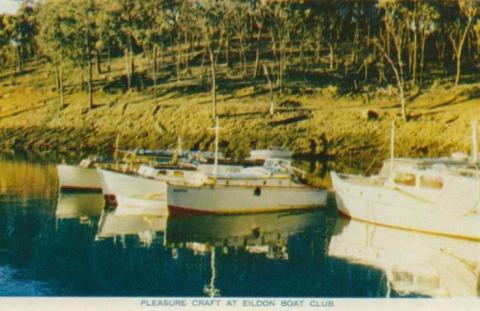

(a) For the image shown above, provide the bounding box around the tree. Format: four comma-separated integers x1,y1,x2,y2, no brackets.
68,0,99,109
196,0,226,119
37,0,76,108
98,0,140,91
416,1,440,85
375,0,409,120
6,3,38,73
448,0,479,86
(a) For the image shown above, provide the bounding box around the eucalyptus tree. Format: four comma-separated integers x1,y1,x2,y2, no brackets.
251,0,269,78
97,0,142,91
0,14,10,72
448,0,479,85
64,0,100,109
416,1,440,85
228,0,253,77
196,0,227,119
37,0,75,108
375,0,410,121
474,20,480,59
174,0,199,81
266,0,293,89
5,3,38,72
132,0,173,103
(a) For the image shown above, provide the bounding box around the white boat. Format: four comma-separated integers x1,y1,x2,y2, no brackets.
57,158,103,191
332,165,480,240
168,119,325,215
332,121,480,240
99,164,243,215
329,218,480,297
168,158,327,215
56,148,182,192
95,209,166,247
248,148,293,162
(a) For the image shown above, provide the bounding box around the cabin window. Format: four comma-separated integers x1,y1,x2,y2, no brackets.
393,173,416,187
419,176,443,189
392,270,414,285
417,275,440,289
173,171,184,177
254,187,261,196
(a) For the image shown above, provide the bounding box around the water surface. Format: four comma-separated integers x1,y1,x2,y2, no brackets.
0,153,478,297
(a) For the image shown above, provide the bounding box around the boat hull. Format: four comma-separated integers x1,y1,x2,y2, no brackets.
167,185,326,216
248,149,293,161
99,169,167,196
99,169,167,215
57,164,102,192
331,172,480,240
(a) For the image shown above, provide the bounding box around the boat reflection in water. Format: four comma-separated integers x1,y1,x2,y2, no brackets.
95,209,167,247
55,193,104,223
329,217,480,298
165,210,327,296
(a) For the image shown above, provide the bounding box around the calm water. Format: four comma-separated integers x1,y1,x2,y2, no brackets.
0,153,478,297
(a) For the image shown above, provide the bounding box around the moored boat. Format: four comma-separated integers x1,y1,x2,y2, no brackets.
331,164,480,240
247,148,293,162
168,158,327,216
332,121,480,240
99,163,243,215
57,158,103,192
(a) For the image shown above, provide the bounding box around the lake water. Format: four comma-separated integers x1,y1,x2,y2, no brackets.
0,153,478,297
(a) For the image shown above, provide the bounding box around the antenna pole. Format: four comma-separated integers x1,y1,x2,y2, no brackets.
214,117,219,177
472,121,478,163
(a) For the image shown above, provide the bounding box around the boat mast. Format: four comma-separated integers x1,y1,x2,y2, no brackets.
390,121,395,174
472,121,478,164
214,117,220,176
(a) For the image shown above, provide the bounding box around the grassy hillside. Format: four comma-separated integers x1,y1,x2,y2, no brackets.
1,55,480,177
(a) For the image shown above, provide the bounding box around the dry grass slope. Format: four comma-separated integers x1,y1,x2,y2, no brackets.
1,55,480,177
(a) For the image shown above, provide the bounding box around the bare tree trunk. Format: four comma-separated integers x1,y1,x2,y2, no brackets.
87,59,93,109
176,45,181,83
239,35,247,76
56,62,65,108
10,62,16,86
328,44,334,70
412,26,418,86
374,40,407,121
263,64,274,115
153,45,158,105
419,33,427,85
16,46,22,73
208,46,217,119
59,64,64,108
454,18,473,86
125,48,132,90
95,49,102,74
253,29,261,78
184,30,190,74
225,31,230,68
